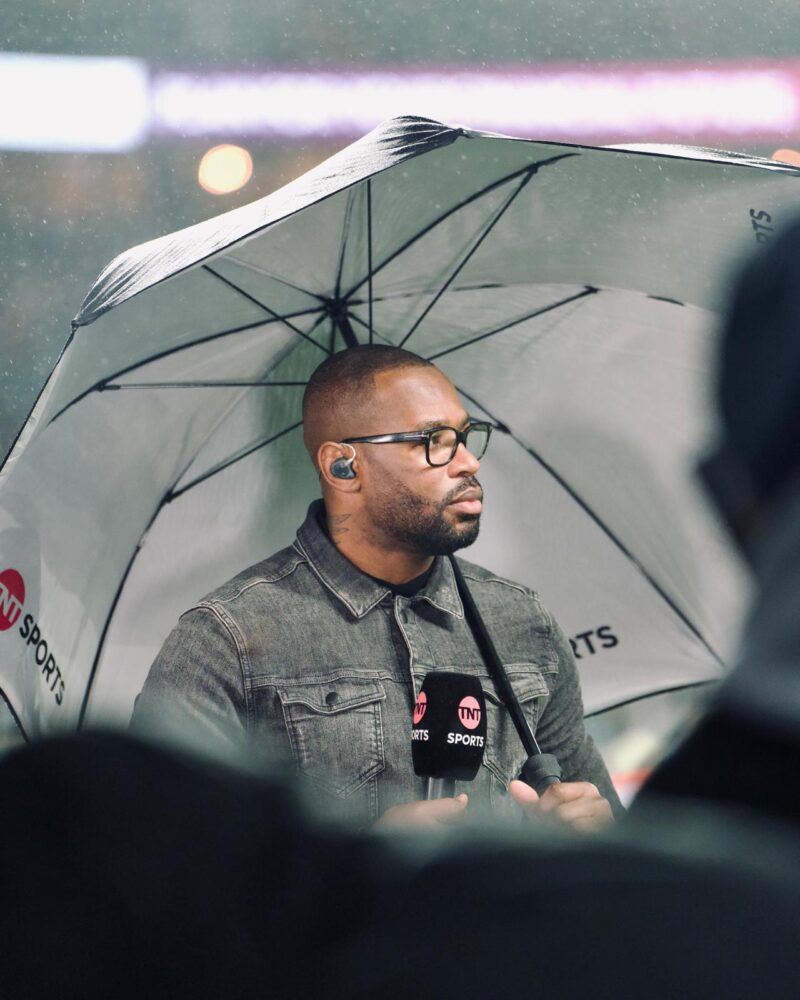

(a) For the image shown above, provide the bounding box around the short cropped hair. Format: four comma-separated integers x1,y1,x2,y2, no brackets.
302,344,434,424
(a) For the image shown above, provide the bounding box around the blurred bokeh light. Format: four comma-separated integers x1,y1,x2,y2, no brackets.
772,147,800,166
197,144,253,194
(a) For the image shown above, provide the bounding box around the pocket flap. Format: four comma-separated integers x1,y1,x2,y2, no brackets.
277,675,386,715
482,667,550,707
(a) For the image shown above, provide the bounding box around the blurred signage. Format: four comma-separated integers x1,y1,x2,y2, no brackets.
1,53,799,151
150,65,799,144
0,53,150,152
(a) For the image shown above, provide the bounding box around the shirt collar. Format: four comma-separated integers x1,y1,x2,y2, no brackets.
294,500,464,620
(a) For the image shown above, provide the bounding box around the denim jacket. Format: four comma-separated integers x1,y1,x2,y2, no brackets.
133,501,620,824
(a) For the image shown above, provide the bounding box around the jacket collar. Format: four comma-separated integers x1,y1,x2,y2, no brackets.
294,500,463,620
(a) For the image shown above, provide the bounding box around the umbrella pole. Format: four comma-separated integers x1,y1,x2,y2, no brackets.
449,556,562,794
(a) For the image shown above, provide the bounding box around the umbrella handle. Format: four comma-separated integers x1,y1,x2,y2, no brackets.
519,753,562,795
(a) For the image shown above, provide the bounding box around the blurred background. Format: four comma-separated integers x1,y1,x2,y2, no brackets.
3,0,797,794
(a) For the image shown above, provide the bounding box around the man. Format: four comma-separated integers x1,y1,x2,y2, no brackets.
133,345,618,829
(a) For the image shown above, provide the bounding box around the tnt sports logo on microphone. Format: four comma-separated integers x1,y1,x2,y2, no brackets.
448,693,485,748
413,690,427,725
0,569,25,631
0,567,66,707
457,695,481,730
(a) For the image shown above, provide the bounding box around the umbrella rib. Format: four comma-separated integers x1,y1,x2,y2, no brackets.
162,326,321,499
77,416,305,726
76,367,270,725
307,308,333,353
584,680,716,719
367,179,374,344
222,255,328,302
348,310,389,342
348,288,588,356
46,307,324,427
103,381,308,390
334,187,357,299
348,281,517,308
203,265,330,356
424,287,598,362
0,322,79,471
398,169,538,349
166,420,304,503
343,152,578,301
77,506,161,728
77,322,321,725
0,687,29,742
454,384,727,670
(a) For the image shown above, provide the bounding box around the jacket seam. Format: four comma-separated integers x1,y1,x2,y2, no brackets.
204,557,305,606
293,537,385,618
459,569,532,597
460,569,559,663
194,603,254,730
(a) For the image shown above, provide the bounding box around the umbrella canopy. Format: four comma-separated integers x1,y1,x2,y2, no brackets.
2,115,799,738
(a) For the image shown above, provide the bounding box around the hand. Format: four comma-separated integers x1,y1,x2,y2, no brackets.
508,779,613,833
373,793,469,831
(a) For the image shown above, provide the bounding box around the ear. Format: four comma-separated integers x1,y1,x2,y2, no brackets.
318,441,361,492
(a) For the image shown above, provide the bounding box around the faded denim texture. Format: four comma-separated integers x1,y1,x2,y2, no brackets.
132,501,620,824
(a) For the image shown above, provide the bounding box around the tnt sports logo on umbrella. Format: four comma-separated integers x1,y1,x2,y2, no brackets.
0,567,66,707
0,569,25,631
458,695,482,730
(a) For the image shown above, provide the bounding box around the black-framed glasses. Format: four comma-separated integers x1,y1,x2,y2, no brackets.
342,421,492,467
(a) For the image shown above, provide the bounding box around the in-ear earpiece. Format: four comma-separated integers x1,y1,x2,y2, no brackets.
330,444,357,480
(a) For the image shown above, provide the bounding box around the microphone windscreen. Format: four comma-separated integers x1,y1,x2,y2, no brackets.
411,672,486,782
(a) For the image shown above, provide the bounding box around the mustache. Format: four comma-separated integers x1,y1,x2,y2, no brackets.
444,477,483,504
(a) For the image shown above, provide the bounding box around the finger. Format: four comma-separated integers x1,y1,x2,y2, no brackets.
551,796,614,831
509,779,540,804
570,812,614,833
537,781,601,813
374,795,467,831
508,779,540,809
434,793,470,826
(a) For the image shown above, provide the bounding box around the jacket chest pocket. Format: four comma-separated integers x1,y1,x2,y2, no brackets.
483,667,552,786
277,676,386,798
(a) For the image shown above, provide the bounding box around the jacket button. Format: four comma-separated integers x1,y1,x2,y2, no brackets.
325,691,338,706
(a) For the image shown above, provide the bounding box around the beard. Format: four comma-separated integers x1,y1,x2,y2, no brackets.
368,475,483,556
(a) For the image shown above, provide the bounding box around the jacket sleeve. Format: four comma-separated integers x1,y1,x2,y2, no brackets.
535,618,625,817
130,606,249,756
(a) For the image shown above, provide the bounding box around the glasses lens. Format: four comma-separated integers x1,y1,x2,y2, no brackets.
427,427,458,466
465,424,490,459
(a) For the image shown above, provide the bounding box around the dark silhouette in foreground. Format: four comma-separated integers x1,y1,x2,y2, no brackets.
2,730,800,999
643,215,800,828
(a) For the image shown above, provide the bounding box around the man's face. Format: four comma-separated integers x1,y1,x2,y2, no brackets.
356,367,484,557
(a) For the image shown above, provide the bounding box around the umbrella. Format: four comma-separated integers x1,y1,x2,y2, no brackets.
2,115,799,738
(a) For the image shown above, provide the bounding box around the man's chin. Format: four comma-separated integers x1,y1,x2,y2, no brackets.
445,516,481,553
451,509,481,529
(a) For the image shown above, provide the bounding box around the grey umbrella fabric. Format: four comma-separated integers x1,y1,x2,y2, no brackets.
1,115,799,737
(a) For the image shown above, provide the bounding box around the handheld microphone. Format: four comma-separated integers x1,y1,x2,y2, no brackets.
411,672,487,799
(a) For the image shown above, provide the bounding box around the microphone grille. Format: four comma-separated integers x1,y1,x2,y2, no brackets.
411,671,487,782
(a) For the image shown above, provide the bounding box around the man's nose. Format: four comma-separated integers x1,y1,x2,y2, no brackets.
449,441,480,476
